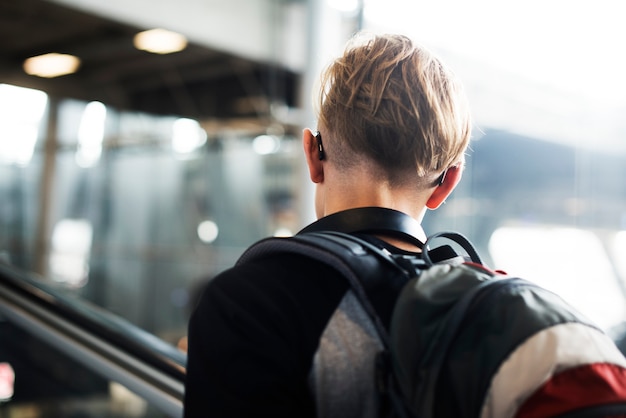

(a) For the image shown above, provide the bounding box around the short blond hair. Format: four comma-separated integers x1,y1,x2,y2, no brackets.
317,33,472,187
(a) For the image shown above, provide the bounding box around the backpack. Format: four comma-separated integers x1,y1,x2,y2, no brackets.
238,224,626,417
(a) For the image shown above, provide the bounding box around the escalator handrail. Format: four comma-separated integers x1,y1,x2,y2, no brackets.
0,261,187,416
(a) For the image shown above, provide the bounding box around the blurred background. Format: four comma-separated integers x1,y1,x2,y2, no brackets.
1,0,625,383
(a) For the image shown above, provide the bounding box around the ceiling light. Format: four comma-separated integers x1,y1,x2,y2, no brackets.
23,53,81,78
134,28,188,54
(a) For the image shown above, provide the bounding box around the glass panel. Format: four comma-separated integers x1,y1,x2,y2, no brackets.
0,90,301,346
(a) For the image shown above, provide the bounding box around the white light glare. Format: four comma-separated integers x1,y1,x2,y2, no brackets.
328,0,360,13
172,118,207,154
197,220,219,243
49,219,93,287
76,101,107,167
0,84,48,165
489,225,625,331
614,231,626,284
252,135,281,155
134,28,188,54
273,227,293,237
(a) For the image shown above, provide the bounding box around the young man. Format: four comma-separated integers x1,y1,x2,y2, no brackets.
184,32,472,417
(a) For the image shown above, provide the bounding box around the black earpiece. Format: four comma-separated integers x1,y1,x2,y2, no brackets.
437,169,447,186
314,131,325,160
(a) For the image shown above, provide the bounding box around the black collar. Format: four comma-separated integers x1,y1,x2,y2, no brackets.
298,207,425,248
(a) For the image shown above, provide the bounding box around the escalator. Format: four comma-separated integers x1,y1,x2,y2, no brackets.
0,261,186,417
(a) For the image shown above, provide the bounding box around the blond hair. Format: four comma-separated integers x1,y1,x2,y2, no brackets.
317,33,472,187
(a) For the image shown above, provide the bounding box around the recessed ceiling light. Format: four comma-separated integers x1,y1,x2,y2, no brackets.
133,28,188,54
23,53,81,78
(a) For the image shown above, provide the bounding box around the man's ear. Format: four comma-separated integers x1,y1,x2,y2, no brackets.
426,165,462,209
303,129,324,183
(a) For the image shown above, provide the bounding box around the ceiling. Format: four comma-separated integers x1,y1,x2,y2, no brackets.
0,0,300,129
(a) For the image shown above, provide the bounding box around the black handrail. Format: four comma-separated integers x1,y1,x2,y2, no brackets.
0,261,186,417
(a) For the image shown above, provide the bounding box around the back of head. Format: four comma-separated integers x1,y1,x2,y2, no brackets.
317,32,472,187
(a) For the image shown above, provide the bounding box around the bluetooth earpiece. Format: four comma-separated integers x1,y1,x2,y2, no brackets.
314,131,325,160
437,169,447,186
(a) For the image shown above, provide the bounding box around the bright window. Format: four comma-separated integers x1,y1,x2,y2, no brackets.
0,84,48,165
489,225,626,331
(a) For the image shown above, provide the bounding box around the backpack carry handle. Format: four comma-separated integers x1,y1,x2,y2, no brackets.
422,231,483,266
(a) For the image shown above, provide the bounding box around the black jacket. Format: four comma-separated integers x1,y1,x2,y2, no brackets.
184,252,349,417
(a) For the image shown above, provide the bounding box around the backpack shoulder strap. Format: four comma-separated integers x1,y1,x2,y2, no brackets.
237,230,483,344
237,231,412,347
